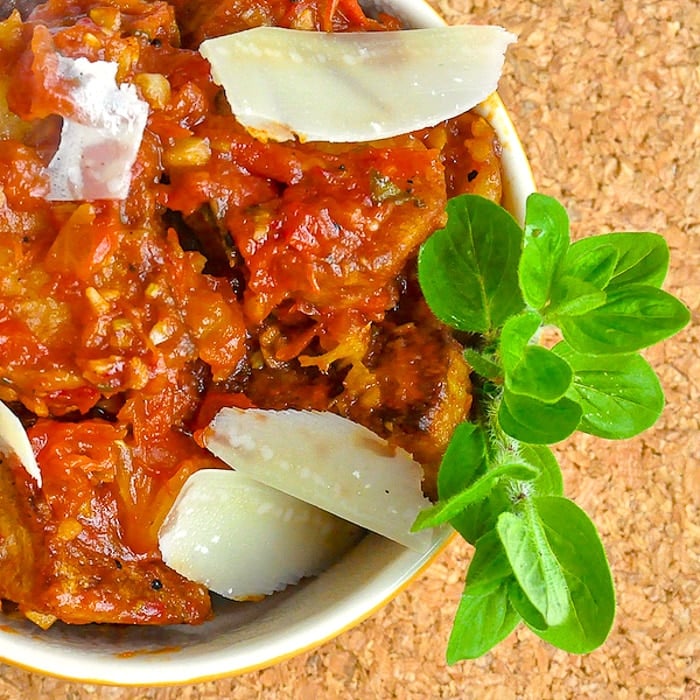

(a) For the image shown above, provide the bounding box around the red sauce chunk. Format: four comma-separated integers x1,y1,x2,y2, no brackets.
0,0,503,626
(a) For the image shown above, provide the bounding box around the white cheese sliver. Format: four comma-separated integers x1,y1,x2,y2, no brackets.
204,407,434,551
46,56,149,201
0,401,40,486
199,25,516,143
158,469,363,599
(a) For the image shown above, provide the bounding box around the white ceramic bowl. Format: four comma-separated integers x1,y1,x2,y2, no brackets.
0,0,534,685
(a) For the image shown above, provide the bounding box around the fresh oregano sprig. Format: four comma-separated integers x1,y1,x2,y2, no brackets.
413,192,690,662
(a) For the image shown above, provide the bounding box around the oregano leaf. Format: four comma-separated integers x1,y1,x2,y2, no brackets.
567,232,669,289
413,462,538,531
519,193,570,310
546,276,607,318
558,284,690,354
413,191,689,663
520,445,564,497
499,390,582,444
448,534,520,663
436,422,487,500
526,496,616,654
499,311,541,374
464,348,502,379
446,581,521,663
418,194,524,334
508,579,548,631
496,504,570,626
448,486,512,546
506,345,573,403
434,422,508,543
558,241,619,290
464,530,514,595
553,341,664,439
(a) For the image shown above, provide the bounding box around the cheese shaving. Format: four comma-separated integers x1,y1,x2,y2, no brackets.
158,469,363,599
0,401,40,486
204,407,434,551
46,56,149,201
199,25,516,143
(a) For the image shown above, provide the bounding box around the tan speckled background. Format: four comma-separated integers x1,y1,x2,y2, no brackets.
2,0,699,697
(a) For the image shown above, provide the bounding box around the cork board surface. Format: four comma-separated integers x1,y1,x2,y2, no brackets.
1,0,698,697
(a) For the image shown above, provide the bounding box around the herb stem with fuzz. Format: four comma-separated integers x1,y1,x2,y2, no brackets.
414,192,689,662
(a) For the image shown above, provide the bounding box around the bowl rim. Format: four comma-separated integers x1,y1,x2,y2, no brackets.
0,530,456,685
0,0,535,686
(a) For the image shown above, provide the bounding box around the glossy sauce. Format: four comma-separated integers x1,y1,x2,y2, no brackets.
0,0,502,625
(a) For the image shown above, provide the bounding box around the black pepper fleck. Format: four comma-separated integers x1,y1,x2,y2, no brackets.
151,578,163,590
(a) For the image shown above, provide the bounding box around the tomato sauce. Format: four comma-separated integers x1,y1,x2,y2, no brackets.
0,0,503,626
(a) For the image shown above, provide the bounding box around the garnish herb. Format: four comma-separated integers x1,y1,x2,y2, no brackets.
414,193,690,661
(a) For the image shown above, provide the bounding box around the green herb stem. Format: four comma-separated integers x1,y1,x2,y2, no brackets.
415,192,690,663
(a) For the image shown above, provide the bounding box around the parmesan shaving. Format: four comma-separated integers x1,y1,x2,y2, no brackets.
46,56,149,201
0,401,40,486
204,408,434,551
158,469,363,599
199,25,516,143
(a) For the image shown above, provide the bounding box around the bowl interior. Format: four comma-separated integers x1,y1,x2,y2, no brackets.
0,0,535,685
2,530,450,684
